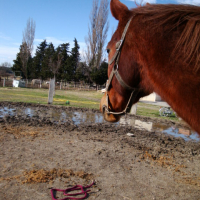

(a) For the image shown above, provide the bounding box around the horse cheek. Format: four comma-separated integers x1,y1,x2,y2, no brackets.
100,93,107,113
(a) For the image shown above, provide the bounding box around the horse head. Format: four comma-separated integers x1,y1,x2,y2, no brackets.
100,0,200,136
100,0,152,122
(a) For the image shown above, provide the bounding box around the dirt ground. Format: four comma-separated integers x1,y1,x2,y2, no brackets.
0,102,200,200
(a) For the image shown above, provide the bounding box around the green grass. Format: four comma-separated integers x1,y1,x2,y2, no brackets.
137,102,178,121
0,87,102,109
0,87,178,121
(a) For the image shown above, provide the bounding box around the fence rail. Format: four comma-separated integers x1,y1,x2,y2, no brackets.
0,78,106,91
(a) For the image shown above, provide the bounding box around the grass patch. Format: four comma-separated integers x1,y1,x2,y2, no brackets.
137,102,178,121
0,87,102,109
0,87,177,120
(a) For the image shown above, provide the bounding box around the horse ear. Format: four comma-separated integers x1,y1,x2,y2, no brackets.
110,0,129,21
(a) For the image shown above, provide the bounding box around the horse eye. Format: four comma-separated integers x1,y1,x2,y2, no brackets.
106,49,110,54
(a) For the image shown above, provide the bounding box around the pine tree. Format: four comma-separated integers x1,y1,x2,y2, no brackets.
90,61,108,86
71,38,80,82
75,62,87,82
12,44,33,79
32,40,48,79
12,51,23,77
57,43,70,81
41,42,55,80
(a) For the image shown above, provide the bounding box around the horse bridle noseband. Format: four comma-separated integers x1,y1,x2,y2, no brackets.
103,16,140,116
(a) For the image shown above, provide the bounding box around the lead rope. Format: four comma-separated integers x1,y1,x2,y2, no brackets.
50,181,95,200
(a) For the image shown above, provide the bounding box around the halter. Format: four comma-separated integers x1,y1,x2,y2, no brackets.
103,16,140,116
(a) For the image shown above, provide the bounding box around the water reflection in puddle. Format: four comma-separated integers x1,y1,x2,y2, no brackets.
120,117,199,141
0,107,15,117
0,107,199,141
24,108,34,117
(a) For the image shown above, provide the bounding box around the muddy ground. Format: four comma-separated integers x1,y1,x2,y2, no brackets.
0,102,200,200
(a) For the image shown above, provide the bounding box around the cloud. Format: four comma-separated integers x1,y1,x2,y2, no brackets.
0,32,11,41
176,0,200,5
128,0,200,5
0,46,19,64
0,36,87,65
128,0,157,4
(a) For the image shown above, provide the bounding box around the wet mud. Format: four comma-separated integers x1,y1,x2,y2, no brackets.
0,102,200,200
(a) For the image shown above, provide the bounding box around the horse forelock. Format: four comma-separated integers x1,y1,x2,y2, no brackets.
131,4,200,72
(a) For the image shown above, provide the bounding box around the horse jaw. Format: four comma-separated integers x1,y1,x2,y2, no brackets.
100,93,121,123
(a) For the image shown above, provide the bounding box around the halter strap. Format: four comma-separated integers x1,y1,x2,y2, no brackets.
104,16,141,116
108,17,133,65
106,64,137,92
106,16,136,92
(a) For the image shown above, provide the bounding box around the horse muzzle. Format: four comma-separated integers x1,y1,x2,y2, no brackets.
100,93,121,123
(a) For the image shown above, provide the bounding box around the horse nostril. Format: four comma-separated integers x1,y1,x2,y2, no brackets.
106,48,110,54
102,106,106,114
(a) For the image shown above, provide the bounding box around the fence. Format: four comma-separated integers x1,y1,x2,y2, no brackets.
0,78,106,91
0,78,13,87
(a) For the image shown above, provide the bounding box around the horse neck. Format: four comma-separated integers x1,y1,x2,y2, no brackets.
134,19,200,134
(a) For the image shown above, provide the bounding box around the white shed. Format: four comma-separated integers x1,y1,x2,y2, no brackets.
13,79,25,88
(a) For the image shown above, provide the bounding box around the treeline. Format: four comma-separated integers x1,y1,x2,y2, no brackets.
12,38,108,85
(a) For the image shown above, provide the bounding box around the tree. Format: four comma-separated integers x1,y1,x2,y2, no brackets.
90,61,108,87
12,44,26,79
32,40,48,79
48,46,63,80
57,43,70,81
71,38,80,82
85,0,109,72
1,62,12,68
22,18,36,56
0,65,13,80
20,18,36,80
75,62,87,82
19,42,30,79
41,42,55,80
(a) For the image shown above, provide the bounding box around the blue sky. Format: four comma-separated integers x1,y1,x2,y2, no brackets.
0,0,199,65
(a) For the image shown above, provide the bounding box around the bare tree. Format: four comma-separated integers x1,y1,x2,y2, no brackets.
49,54,63,80
20,42,29,80
23,18,36,56
85,0,109,71
20,18,36,81
1,62,12,68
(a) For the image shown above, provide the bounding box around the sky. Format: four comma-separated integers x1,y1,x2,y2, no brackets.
0,0,200,65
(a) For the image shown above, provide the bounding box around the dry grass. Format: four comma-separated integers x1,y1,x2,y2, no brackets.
1,124,44,139
0,168,94,184
140,151,200,187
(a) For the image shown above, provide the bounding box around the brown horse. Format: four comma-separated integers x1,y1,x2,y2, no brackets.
100,0,200,135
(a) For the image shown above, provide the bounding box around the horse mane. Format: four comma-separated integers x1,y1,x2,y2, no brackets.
132,4,200,72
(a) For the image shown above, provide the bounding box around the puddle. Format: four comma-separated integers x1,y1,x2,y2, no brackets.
0,107,199,141
120,117,199,141
0,107,15,117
